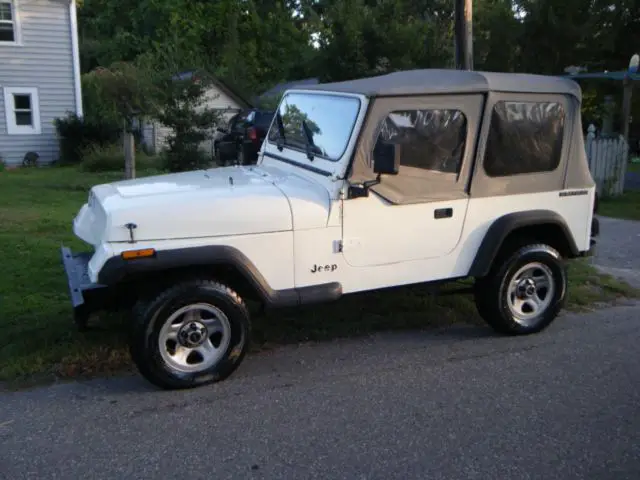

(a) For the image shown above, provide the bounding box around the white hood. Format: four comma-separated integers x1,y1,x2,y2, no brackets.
73,165,332,245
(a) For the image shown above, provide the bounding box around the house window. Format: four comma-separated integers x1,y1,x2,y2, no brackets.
483,101,565,177
0,1,16,43
3,87,41,135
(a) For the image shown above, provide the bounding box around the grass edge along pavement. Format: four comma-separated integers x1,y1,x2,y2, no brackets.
0,166,637,389
599,161,640,221
599,190,640,221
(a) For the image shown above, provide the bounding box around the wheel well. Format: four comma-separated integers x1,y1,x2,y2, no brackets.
469,211,580,279
122,263,265,306
500,223,575,259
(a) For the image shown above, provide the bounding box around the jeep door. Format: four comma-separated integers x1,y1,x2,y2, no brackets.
341,94,484,267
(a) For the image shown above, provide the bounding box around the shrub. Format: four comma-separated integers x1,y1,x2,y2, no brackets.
0,157,5,172
80,144,164,173
54,113,121,165
156,70,221,172
162,144,212,173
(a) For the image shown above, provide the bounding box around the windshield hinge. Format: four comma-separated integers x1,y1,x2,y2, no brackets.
125,223,137,243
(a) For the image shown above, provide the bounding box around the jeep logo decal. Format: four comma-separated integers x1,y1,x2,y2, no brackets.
311,264,338,273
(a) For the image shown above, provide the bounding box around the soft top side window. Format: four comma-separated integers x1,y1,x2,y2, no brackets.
483,101,565,177
374,108,467,177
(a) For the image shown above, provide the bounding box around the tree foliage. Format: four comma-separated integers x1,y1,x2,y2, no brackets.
78,0,640,134
157,71,223,172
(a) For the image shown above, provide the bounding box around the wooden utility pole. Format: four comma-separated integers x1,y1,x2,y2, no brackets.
123,118,136,180
622,54,638,148
454,0,473,70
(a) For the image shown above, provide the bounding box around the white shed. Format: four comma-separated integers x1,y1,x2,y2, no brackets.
141,73,251,158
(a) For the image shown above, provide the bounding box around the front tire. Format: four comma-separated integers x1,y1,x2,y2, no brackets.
474,243,567,335
130,280,251,390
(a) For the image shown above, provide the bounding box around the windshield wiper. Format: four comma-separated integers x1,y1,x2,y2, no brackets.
302,120,316,161
275,112,286,151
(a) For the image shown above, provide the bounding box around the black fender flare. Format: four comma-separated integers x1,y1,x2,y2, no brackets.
468,209,579,278
97,245,341,308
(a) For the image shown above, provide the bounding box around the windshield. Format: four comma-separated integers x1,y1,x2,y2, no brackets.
267,92,361,161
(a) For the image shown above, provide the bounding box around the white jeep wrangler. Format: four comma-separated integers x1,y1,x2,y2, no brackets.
62,69,599,390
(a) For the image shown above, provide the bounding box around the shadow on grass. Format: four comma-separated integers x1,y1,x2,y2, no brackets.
7,258,636,390
38,282,484,385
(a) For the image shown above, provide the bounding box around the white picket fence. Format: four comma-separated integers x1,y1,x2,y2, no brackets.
585,124,629,197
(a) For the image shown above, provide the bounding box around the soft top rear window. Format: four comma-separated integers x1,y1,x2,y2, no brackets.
267,92,361,161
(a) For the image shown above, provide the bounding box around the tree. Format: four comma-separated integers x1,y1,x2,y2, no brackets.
82,60,163,178
76,0,638,140
156,70,222,172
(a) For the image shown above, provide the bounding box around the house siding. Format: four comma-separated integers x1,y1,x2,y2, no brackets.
0,0,76,166
142,83,245,157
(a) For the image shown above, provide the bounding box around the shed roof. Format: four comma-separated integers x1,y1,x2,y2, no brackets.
173,71,252,108
301,69,582,100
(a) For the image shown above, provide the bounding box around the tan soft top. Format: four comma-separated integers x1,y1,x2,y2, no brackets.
301,69,582,101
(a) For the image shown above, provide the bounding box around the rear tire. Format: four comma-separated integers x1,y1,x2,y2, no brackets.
474,243,567,335
130,279,251,390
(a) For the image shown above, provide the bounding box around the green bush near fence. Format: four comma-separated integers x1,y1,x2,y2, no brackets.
80,144,166,173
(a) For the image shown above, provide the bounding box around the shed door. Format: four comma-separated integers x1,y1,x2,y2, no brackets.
341,94,484,268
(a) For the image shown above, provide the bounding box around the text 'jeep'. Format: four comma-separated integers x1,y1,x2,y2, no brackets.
62,69,599,390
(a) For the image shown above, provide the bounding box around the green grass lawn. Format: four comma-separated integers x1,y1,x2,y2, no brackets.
597,161,640,220
599,190,640,221
0,166,637,387
591,160,640,220
627,162,640,174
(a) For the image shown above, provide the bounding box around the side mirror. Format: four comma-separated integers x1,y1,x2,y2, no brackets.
373,142,400,175
348,142,400,199
216,127,227,134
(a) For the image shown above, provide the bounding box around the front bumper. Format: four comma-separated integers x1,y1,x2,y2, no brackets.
61,246,109,326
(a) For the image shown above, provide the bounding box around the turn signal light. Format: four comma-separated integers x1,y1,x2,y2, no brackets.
121,248,156,260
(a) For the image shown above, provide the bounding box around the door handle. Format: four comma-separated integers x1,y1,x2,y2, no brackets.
434,208,453,219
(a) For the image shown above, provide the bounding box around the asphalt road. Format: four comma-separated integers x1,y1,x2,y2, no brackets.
591,216,640,288
1,303,640,479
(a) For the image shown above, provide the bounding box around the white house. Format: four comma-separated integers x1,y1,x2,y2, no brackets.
0,0,82,167
141,72,251,158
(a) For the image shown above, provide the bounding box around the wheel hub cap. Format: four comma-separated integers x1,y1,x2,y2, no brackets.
158,303,233,374
516,278,537,298
506,262,556,327
178,321,208,348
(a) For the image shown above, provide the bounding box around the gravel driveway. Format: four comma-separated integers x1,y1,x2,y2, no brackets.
592,215,640,287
